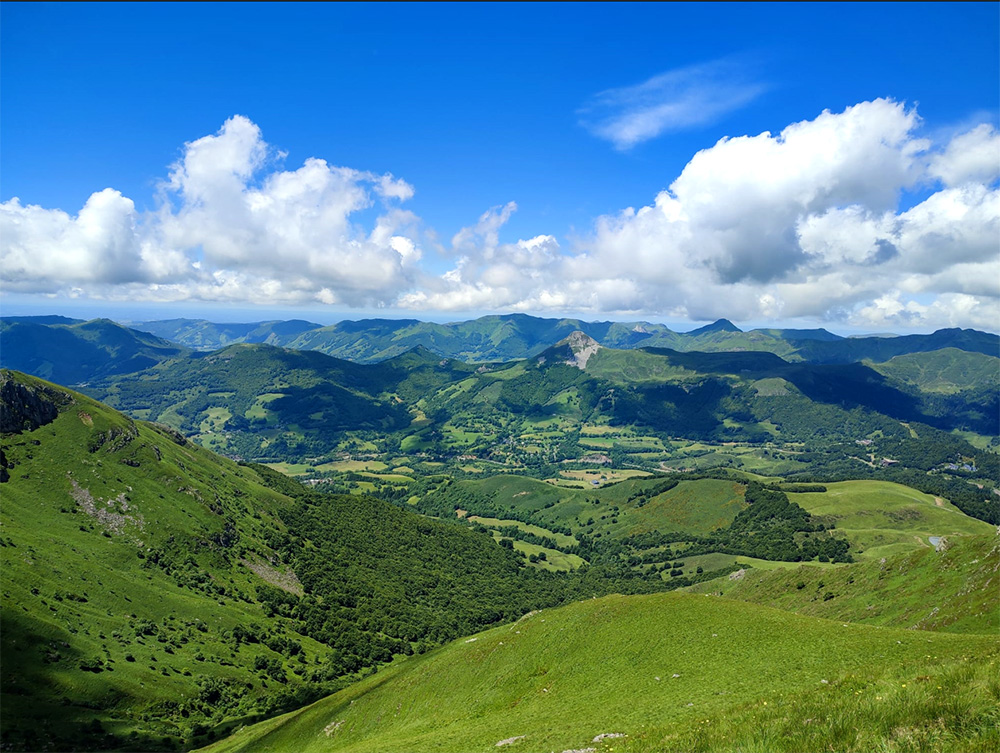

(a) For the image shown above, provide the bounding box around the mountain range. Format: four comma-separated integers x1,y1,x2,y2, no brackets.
2,369,996,752
1,312,998,752
114,313,998,364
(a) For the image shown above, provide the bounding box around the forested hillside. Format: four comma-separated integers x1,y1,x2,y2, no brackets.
0,371,670,751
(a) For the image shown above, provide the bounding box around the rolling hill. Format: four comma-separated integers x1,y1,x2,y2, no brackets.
134,319,323,351
199,589,1000,753
2,370,668,751
692,533,1000,634
0,317,187,385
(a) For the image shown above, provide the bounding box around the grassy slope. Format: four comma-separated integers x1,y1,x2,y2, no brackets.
691,534,999,635
433,474,993,561
868,348,1000,394
0,372,331,749
201,592,1000,753
790,480,995,559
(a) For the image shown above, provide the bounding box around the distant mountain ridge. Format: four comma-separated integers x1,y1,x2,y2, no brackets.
116,313,1000,365
0,317,188,385
5,313,991,371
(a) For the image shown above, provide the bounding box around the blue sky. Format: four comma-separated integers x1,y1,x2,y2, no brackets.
2,2,998,332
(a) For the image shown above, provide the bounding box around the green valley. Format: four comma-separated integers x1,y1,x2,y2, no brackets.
1,313,997,753
5,318,988,529
0,372,672,751
5,10,1000,751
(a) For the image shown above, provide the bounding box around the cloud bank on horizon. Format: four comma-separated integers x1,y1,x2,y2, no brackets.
2,99,998,331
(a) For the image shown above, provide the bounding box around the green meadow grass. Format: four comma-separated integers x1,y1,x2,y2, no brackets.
1,373,336,747
691,534,1000,635
466,515,579,547
263,461,313,476
199,592,1000,753
791,480,994,558
437,475,746,540
620,656,1000,753
485,533,586,572
313,459,389,472
671,552,839,579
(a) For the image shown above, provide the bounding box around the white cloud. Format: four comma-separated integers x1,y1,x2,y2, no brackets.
2,103,998,333
578,58,768,150
1,116,426,307
1,189,151,291
853,291,998,332
929,123,1000,186
405,99,999,332
451,202,518,256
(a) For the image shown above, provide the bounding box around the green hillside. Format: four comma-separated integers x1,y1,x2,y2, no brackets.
869,349,1000,437
200,591,1000,753
82,344,422,459
788,480,995,559
870,348,1000,395
0,317,187,385
2,371,672,751
134,319,322,351
692,534,1000,634
422,473,748,541
1,370,329,750
416,471,995,569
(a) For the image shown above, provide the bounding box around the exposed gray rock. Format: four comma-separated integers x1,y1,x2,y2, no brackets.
0,371,67,433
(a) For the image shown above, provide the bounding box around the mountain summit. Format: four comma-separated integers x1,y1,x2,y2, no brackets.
685,318,742,336
538,330,602,370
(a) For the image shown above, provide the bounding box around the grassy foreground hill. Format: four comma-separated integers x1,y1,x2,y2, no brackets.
1,371,674,751
692,533,999,634
1,370,331,750
200,591,1000,753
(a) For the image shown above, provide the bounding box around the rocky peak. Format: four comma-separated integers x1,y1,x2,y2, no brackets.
561,331,601,369
0,371,68,433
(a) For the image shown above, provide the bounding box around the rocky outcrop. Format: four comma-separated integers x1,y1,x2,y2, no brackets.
563,331,601,369
0,371,68,433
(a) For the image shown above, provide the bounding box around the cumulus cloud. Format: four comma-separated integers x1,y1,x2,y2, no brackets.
2,101,998,332
2,189,157,290
578,58,768,150
1,115,422,306
410,99,999,331
929,124,1000,187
